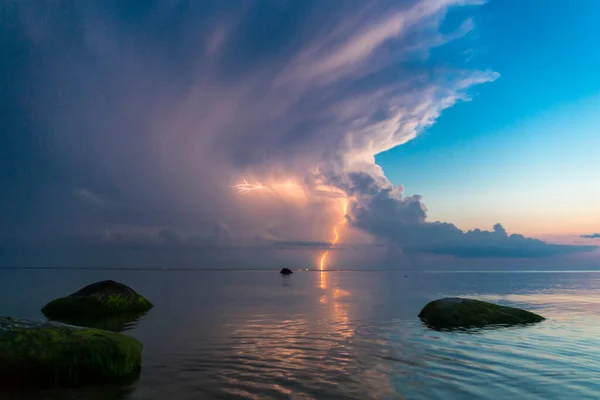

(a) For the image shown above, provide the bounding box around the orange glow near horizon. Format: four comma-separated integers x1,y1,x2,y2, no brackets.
319,198,348,270
231,178,350,271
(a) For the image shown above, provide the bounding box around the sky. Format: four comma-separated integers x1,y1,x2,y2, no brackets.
0,0,598,270
377,1,600,240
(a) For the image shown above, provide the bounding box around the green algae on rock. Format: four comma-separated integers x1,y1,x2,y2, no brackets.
0,317,142,388
418,298,545,330
41,280,153,322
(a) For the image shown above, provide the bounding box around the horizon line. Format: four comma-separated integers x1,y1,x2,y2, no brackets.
2,267,600,273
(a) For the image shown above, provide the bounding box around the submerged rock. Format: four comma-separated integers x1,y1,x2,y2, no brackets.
41,280,153,322
280,268,293,275
418,298,545,330
48,310,149,333
0,317,142,388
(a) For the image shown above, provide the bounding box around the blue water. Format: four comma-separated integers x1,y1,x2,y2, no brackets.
2,269,600,399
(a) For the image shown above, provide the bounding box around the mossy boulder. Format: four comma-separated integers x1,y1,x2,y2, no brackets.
418,298,545,330
280,268,293,275
0,317,142,388
41,280,153,324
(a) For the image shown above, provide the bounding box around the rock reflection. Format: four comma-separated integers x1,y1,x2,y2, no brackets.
45,310,149,332
281,275,292,287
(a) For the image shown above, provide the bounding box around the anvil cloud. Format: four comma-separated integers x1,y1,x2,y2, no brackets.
0,0,592,268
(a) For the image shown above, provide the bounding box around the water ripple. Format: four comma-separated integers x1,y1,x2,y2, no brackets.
2,270,600,399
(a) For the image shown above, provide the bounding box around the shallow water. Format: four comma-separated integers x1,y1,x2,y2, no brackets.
1,269,600,399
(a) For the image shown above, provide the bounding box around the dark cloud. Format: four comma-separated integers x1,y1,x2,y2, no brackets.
581,233,600,239
272,240,332,249
158,228,183,246
348,184,595,258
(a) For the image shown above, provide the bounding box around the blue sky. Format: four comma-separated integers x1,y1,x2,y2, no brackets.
0,0,598,269
377,0,600,239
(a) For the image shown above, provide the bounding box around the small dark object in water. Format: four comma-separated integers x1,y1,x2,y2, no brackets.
280,268,293,275
418,297,545,330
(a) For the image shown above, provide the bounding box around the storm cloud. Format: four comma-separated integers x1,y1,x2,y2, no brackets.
581,233,600,239
0,0,593,268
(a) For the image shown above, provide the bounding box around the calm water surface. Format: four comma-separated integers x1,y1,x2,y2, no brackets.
1,269,600,399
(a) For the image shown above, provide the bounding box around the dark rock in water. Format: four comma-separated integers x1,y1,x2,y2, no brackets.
0,317,142,388
280,268,293,275
418,297,545,330
41,280,153,323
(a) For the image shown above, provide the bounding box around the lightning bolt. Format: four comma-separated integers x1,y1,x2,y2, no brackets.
231,180,265,194
319,198,348,270
231,180,295,194
231,178,348,270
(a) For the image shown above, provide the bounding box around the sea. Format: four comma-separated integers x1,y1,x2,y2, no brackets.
1,268,600,400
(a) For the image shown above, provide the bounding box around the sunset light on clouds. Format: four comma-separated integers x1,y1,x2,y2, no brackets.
1,0,598,270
